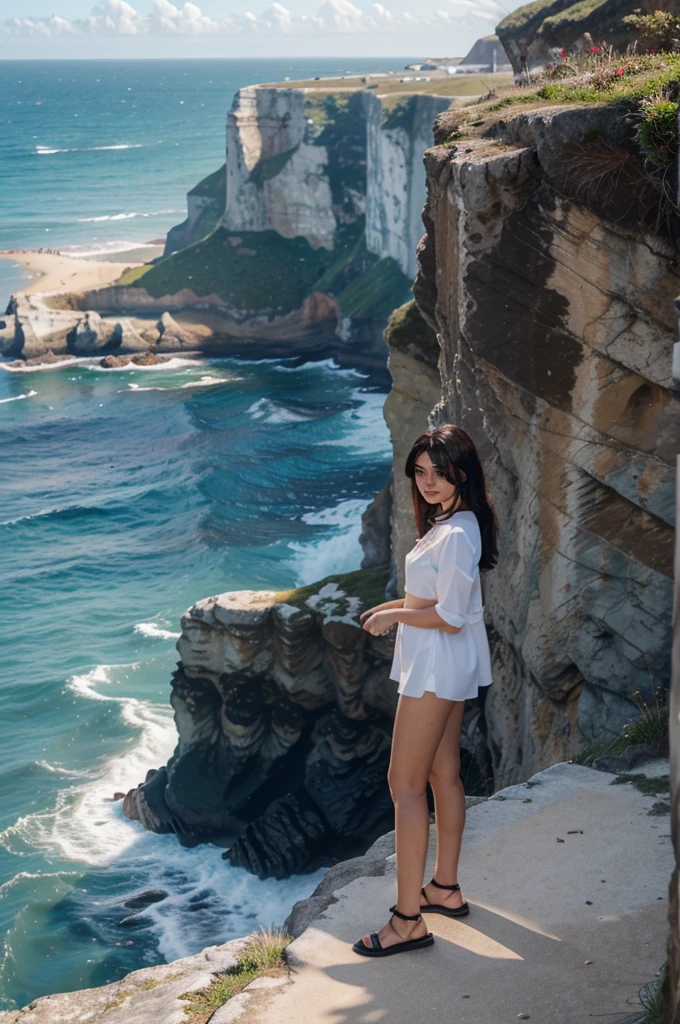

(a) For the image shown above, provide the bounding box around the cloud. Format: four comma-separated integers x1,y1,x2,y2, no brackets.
1,0,506,37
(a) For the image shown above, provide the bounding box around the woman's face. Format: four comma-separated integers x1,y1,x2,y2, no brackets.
414,451,458,508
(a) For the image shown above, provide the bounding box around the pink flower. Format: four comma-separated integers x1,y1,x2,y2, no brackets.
588,46,601,52
615,67,625,75
560,47,567,58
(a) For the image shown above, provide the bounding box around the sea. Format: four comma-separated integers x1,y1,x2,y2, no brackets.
0,57,408,1012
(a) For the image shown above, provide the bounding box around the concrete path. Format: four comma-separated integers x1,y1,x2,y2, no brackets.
237,762,673,1024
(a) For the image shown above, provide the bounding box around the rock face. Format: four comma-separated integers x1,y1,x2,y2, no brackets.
364,94,452,278
225,88,339,249
410,103,678,786
122,570,495,877
164,165,226,257
0,936,253,1023
123,571,398,878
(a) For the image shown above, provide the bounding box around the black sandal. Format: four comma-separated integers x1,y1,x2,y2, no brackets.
420,877,470,917
352,906,434,957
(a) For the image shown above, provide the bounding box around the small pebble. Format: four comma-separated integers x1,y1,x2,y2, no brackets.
462,994,470,999
601,879,606,883
584,960,593,965
585,900,593,905
567,829,583,834
517,1015,530,1020
523,798,532,803
556,837,565,843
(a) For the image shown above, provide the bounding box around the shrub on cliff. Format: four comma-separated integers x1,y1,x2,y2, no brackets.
622,8,680,52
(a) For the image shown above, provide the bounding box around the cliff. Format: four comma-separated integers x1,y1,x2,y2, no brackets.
122,567,491,878
409,92,677,786
3,88,456,368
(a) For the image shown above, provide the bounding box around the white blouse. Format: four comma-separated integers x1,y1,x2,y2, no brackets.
389,510,493,700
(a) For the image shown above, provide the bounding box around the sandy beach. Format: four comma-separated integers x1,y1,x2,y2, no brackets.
0,245,164,297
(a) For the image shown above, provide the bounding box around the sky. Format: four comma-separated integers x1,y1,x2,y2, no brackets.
0,0,524,59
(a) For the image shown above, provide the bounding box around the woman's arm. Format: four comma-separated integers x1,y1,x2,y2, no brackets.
359,598,405,623
394,607,461,633
362,606,461,636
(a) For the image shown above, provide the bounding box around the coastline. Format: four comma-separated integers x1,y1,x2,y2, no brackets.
0,246,164,300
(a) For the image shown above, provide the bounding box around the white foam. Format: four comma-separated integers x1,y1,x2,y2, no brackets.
86,356,202,373
122,375,233,393
325,387,391,457
77,210,181,224
1,358,80,373
287,497,373,586
134,622,181,640
35,143,146,155
0,659,328,962
246,396,310,424
0,389,37,403
273,356,368,378
35,760,92,778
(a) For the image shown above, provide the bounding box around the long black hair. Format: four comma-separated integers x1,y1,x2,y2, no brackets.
405,424,499,572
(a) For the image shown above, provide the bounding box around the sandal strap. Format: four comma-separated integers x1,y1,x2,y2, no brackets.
390,905,422,922
429,878,461,891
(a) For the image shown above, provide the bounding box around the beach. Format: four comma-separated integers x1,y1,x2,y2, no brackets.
0,245,164,298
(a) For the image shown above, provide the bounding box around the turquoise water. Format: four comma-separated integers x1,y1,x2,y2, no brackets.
0,57,414,257
0,354,392,1010
0,56,401,1011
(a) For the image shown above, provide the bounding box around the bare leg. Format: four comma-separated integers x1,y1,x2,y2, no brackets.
358,690,455,950
423,700,466,909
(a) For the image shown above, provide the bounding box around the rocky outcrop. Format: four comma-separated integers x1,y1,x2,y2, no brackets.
411,102,678,786
122,569,492,877
225,88,339,249
0,935,254,1024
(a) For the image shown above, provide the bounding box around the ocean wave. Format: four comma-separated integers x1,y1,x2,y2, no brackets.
77,209,181,224
122,375,232,393
246,396,312,424
35,143,147,156
0,390,37,403
87,356,202,372
0,503,110,528
324,387,391,457
273,356,368,378
1,357,80,373
57,240,162,259
287,496,373,586
34,760,91,778
134,622,181,640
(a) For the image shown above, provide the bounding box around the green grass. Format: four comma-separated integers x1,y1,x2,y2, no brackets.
610,773,669,795
116,227,338,312
572,687,669,766
275,566,390,613
385,299,439,365
180,927,291,1019
335,257,412,321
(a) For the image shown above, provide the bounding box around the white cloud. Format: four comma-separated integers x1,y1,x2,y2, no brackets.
1,0,507,37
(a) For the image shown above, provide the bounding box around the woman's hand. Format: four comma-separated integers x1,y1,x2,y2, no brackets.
362,610,398,635
359,599,404,624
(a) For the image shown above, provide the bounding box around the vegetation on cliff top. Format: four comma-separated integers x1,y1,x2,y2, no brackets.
180,927,291,1022
385,300,440,368
117,218,411,319
275,566,390,613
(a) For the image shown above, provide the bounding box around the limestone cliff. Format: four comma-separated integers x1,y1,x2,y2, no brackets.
408,100,677,786
6,88,453,367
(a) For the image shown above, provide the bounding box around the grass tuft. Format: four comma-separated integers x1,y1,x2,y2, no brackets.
180,926,291,1020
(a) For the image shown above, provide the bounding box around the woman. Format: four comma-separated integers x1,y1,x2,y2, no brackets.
353,424,498,958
